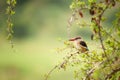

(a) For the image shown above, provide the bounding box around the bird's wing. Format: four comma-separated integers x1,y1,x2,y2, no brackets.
80,41,88,48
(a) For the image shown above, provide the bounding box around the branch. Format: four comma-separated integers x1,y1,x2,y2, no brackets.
102,28,120,44
97,2,110,55
44,65,58,80
84,61,104,80
60,51,80,69
44,51,80,80
105,67,120,80
95,2,113,70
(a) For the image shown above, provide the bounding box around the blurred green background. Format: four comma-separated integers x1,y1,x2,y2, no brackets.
0,0,119,80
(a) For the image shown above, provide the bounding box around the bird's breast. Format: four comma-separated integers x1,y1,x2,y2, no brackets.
74,41,81,49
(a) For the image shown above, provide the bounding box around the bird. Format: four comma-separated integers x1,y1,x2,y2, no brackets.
69,36,89,53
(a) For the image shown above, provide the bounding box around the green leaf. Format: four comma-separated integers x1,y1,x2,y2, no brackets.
7,0,10,5
77,1,85,7
88,0,96,3
70,2,76,9
7,33,12,40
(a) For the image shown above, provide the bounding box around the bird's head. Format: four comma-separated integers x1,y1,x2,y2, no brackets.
69,36,81,41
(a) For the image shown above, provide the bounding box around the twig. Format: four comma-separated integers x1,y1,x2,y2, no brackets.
60,51,80,69
44,51,80,80
97,2,109,55
102,28,120,44
84,68,95,80
105,67,120,80
44,65,58,80
95,2,114,70
84,61,104,80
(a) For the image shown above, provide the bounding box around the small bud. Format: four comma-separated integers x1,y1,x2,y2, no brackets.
93,29,97,34
105,0,109,3
89,9,95,15
91,34,94,40
91,17,96,22
112,1,116,7
79,11,83,18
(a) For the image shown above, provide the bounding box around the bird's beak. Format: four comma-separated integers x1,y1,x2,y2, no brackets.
69,38,75,41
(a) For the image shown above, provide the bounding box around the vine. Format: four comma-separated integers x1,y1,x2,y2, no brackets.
6,0,16,47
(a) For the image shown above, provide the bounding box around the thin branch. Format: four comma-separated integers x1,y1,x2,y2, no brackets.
102,28,120,44
84,61,104,80
84,68,95,80
95,2,114,70
97,2,109,54
60,51,80,69
44,51,80,80
105,67,120,80
44,65,58,80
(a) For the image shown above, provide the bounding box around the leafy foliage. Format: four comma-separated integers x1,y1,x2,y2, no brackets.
6,0,16,47
44,0,120,80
